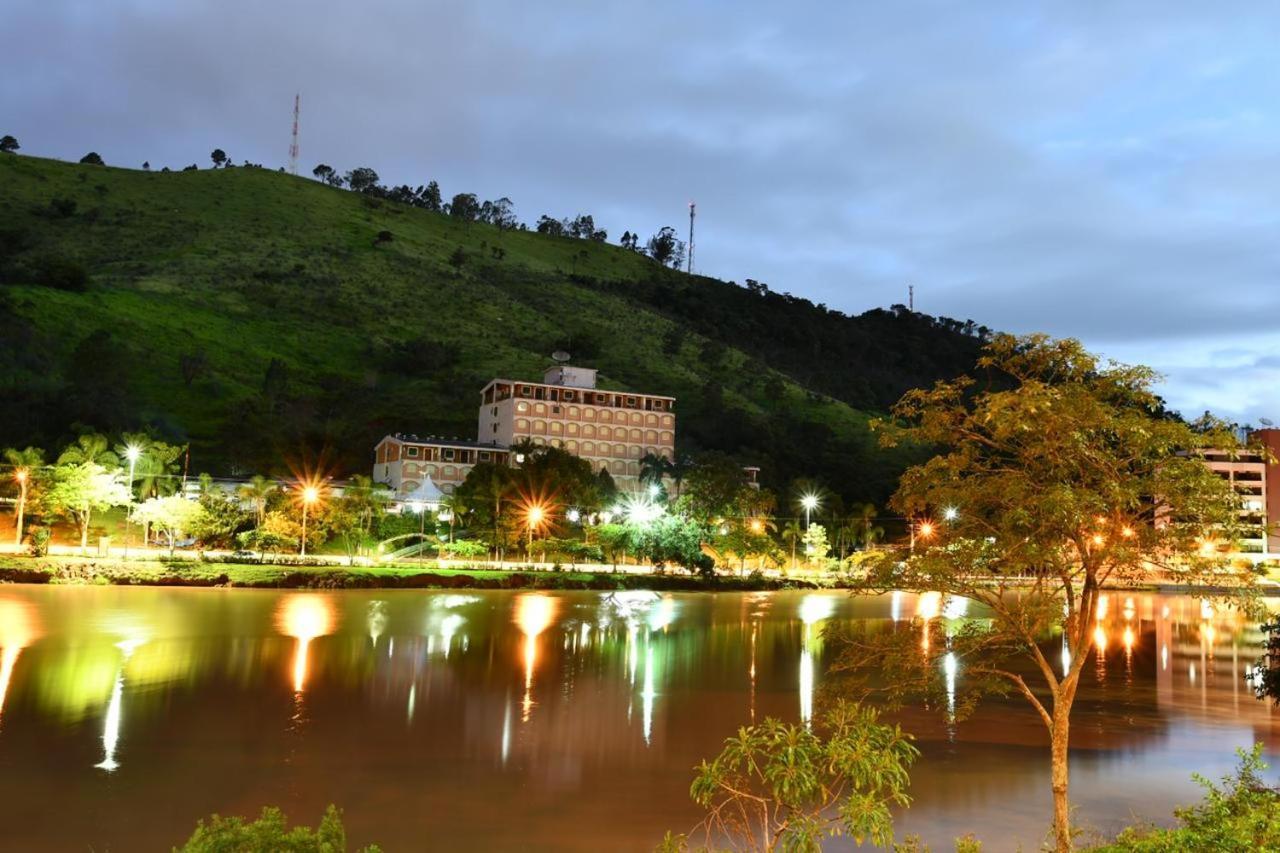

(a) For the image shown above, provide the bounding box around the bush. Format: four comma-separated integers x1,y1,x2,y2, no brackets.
31,256,89,291
1094,745,1279,851
177,804,380,852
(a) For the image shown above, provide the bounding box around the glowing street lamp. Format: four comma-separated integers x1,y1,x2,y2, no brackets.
123,445,141,559
525,503,547,559
567,508,581,524
910,519,935,554
749,518,764,534
12,469,28,549
800,494,819,528
943,506,958,522
300,484,321,556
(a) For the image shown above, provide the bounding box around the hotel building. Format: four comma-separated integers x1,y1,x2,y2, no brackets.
374,364,676,502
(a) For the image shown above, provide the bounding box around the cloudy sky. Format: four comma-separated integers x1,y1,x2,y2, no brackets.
6,2,1280,422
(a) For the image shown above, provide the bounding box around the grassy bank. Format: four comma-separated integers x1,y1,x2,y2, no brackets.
0,555,818,592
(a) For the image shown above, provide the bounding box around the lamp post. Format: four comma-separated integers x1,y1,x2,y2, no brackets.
527,505,544,565
13,469,28,549
123,445,140,559
800,494,819,529
301,486,319,556
910,519,935,555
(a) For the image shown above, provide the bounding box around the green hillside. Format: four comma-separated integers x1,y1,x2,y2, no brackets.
0,153,986,502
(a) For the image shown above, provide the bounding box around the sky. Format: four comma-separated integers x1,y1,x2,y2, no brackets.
5,2,1280,423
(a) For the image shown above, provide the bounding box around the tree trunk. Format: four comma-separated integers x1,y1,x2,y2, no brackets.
80,507,91,554
1051,697,1072,852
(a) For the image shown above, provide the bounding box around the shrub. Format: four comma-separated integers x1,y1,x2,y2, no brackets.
177,804,380,853
32,256,89,291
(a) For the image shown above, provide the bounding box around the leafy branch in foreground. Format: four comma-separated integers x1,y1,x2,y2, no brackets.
659,701,918,852
176,804,381,853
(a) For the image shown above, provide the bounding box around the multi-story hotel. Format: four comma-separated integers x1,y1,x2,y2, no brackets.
1200,446,1269,553
374,364,676,503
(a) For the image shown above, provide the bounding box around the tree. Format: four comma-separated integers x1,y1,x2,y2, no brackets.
312,164,335,183
58,433,118,468
45,462,130,553
79,152,104,166
239,511,301,554
176,804,381,853
842,334,1254,852
0,135,18,154
536,215,566,236
4,446,44,547
851,502,884,551
661,701,918,852
336,474,386,555
630,515,709,575
646,226,685,268
115,434,185,500
210,149,228,168
133,495,206,555
480,197,517,230
780,519,803,573
679,452,750,523
344,167,380,194
801,522,829,566
237,474,277,528
420,180,442,212
190,489,251,549
454,462,518,560
447,246,467,273
447,192,481,222
639,452,673,493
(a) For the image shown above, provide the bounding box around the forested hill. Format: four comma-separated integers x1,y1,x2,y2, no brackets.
0,152,988,503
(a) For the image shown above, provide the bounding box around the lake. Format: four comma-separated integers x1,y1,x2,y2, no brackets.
0,586,1274,851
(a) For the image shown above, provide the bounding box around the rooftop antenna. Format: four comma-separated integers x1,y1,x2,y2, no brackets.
551,350,571,364
288,93,300,175
687,201,696,275
908,284,914,312
1261,417,1275,427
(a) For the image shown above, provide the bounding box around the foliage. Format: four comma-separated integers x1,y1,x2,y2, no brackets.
0,135,18,154
661,701,918,852
1249,620,1280,705
176,804,381,853
679,451,753,523
133,495,205,554
238,510,301,553
631,515,710,575
801,523,830,564
646,225,685,269
1093,745,1279,852
44,462,130,551
840,335,1256,852
79,152,104,165
190,490,251,548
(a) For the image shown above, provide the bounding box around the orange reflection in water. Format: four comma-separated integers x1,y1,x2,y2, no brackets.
275,594,336,693
0,596,42,717
514,594,559,721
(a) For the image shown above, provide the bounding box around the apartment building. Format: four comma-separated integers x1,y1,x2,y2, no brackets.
373,364,676,500
1200,447,1269,553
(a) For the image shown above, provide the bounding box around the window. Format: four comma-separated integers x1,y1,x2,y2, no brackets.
517,401,528,412
407,447,419,458
626,396,636,407
552,405,561,414
480,452,490,461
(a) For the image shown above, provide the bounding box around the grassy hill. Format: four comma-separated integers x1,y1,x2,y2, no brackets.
0,153,986,503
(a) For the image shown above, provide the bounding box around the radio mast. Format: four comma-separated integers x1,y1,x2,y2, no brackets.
687,201,696,274
288,93,301,175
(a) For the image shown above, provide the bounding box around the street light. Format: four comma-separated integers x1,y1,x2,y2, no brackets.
300,485,320,557
12,469,28,548
124,445,141,559
910,519,935,555
800,494,819,528
943,506,958,522
526,504,546,562
567,508,581,524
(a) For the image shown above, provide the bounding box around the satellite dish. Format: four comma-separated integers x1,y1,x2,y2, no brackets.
1261,417,1275,427
551,350,571,364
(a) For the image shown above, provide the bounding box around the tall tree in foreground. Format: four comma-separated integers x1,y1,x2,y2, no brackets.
838,334,1256,852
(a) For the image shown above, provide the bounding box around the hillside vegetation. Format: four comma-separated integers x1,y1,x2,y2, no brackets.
0,152,986,502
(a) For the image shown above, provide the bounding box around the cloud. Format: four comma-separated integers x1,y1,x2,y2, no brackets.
5,1,1279,420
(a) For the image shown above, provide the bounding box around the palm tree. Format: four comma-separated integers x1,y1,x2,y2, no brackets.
57,433,119,468
638,452,673,493
438,493,466,543
781,520,804,575
341,474,385,551
4,446,45,547
115,433,186,500
237,475,277,529
669,454,693,501
853,502,884,552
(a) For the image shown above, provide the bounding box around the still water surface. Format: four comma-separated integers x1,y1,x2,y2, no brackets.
0,587,1275,851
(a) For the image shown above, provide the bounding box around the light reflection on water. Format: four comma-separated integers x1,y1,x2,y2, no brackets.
0,586,1274,852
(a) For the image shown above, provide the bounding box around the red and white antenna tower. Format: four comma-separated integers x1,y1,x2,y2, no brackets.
288,93,301,175
687,201,696,274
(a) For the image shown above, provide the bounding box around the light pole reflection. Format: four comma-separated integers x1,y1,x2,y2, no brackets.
514,594,558,722
798,595,836,726
0,597,41,720
276,594,336,694
96,638,144,772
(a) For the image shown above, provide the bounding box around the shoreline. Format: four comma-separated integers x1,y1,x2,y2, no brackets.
0,556,819,592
